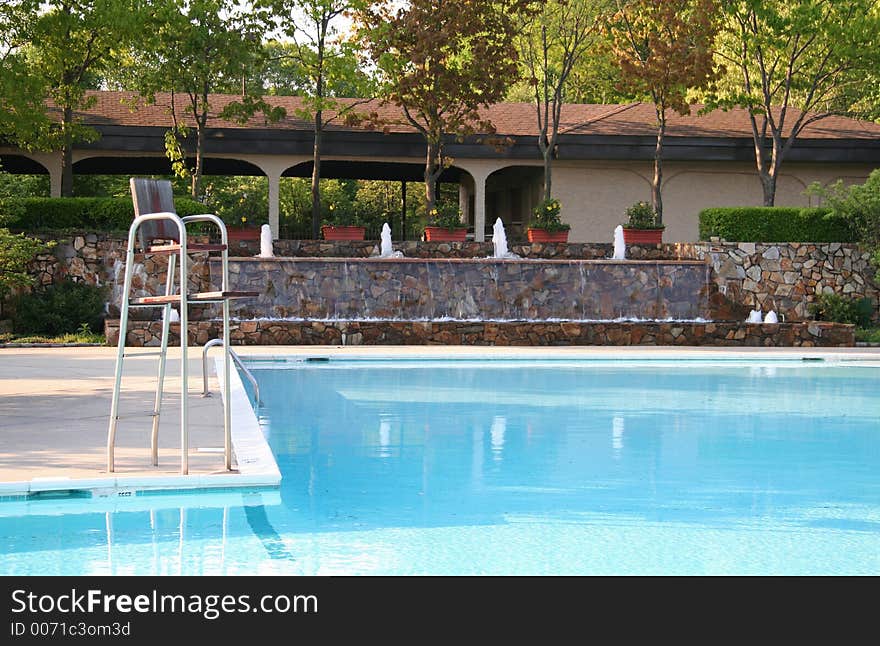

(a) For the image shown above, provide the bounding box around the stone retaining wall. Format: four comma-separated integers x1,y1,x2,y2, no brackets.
105,319,854,348
701,241,878,320
214,258,715,321
19,233,879,323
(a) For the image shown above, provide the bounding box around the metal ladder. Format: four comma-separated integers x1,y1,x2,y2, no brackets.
107,178,256,475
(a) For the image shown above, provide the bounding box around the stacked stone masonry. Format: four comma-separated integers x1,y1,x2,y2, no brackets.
105,319,854,348
22,233,879,344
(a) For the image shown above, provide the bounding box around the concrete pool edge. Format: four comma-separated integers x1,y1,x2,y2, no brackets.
228,344,880,365
0,354,281,499
212,354,282,485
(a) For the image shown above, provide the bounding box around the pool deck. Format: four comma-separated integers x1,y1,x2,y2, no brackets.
2,344,879,496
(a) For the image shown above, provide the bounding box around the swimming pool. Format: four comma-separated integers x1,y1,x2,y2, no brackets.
1,357,879,575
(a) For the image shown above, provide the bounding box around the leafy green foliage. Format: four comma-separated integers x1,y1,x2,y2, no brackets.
0,197,205,232
808,293,874,327
698,207,855,242
514,0,610,202
624,201,664,229
11,280,107,336
0,1,54,150
0,227,47,300
27,1,145,195
426,203,465,231
260,0,375,238
0,327,105,344
124,0,283,198
0,173,49,198
357,0,532,213
854,327,880,343
808,169,880,278
529,197,570,232
705,1,880,206
605,0,722,223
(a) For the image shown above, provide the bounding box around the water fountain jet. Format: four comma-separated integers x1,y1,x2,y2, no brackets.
258,224,274,258
491,218,520,259
612,225,626,260
379,223,404,258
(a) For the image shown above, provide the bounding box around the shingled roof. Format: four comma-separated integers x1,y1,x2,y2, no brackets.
53,91,880,141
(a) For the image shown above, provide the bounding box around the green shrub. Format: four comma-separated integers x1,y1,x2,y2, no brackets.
426,203,465,231
855,327,880,343
11,280,107,336
0,228,49,301
807,293,874,327
698,206,856,242
624,200,664,229
808,169,880,278
0,197,205,232
529,198,570,232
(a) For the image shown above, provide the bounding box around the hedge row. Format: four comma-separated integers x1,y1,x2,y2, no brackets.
698,206,856,242
0,197,206,232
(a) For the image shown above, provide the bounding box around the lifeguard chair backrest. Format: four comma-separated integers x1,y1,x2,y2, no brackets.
130,178,179,250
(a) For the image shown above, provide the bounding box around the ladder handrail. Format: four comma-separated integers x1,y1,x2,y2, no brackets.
201,338,261,408
108,212,189,473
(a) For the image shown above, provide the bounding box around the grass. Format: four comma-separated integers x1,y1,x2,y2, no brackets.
855,327,880,343
0,331,105,344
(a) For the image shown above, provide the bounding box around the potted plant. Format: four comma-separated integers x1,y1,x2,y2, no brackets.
622,201,664,244
423,203,467,242
527,198,570,243
226,215,261,241
321,203,366,241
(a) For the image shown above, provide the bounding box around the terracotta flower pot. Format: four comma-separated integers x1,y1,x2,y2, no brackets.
622,227,663,245
226,227,261,241
526,228,569,243
321,225,366,241
424,226,468,242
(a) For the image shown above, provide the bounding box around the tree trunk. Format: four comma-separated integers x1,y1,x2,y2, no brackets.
61,106,74,197
191,125,204,200
424,140,439,215
311,110,322,239
760,172,777,207
652,108,666,224
542,145,552,202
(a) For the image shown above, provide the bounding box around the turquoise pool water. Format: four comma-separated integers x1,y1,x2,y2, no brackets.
1,359,879,575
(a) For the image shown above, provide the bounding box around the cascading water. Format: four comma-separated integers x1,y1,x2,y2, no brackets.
218,257,715,322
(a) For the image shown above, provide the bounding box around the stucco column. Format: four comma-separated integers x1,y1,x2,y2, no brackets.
47,154,62,198
267,171,280,239
473,173,487,242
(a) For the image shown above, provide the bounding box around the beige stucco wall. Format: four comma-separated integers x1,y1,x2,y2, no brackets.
551,160,876,242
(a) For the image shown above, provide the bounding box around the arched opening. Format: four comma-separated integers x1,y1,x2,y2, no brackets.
0,155,51,197
485,166,543,240
69,156,272,228
281,160,472,240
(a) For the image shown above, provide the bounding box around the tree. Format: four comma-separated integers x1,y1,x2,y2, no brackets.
27,1,140,196
515,0,611,202
264,0,374,238
0,1,52,152
356,0,532,214
127,0,284,199
606,0,721,224
709,1,880,206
